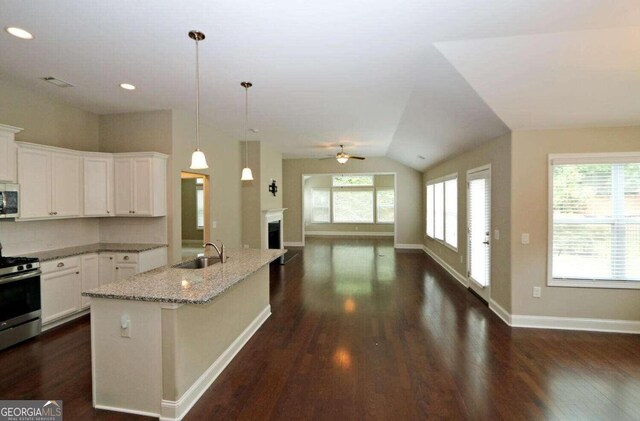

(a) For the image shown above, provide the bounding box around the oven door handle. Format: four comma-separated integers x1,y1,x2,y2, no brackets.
0,270,42,285
1,193,6,213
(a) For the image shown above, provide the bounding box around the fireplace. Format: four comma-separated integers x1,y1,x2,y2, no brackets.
268,221,281,249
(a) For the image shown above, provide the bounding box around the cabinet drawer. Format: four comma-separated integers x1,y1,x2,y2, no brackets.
116,253,138,264
41,256,81,274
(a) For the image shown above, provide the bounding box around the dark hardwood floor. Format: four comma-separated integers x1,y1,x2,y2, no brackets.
1,237,640,420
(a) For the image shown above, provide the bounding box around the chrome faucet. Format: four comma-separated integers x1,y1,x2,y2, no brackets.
203,241,226,263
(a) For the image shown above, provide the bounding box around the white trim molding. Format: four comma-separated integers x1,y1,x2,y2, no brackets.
306,231,394,238
489,300,512,326
422,245,468,288
283,241,304,247
160,305,271,421
42,309,90,332
395,244,424,250
510,314,640,334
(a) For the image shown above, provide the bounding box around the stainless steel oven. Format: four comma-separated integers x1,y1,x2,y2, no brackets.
0,183,19,219
0,254,41,351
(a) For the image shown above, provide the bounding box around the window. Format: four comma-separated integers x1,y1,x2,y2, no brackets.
444,178,458,249
332,175,374,187
312,189,330,223
376,189,395,223
196,178,204,229
426,174,458,249
550,154,640,288
426,184,434,237
333,190,374,223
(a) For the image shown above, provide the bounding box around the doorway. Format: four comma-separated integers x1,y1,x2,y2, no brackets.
467,165,491,301
181,171,210,259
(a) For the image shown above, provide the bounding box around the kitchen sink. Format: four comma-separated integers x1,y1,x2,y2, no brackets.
173,256,222,269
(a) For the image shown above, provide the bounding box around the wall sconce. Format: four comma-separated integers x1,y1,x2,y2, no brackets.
268,179,278,196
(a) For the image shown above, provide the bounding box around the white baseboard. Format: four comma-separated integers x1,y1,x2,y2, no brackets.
305,231,394,237
489,299,512,326
283,241,304,247
160,305,272,421
421,245,468,288
42,309,90,332
394,244,424,250
510,314,640,334
95,404,159,419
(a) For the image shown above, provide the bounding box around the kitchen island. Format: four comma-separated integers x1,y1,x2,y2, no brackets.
82,248,285,420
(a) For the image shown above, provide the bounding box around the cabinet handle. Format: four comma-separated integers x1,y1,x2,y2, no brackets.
115,267,119,270
76,271,80,275
54,211,58,215
57,262,64,268
109,257,113,260
107,210,110,214
123,256,129,261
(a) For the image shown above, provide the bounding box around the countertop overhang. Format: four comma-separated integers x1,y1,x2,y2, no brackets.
82,248,286,304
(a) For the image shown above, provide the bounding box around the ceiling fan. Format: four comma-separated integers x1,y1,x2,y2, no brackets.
320,145,366,164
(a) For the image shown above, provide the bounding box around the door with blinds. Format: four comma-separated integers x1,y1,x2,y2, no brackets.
467,166,491,300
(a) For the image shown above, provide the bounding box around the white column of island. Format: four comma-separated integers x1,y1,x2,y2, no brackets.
82,248,286,420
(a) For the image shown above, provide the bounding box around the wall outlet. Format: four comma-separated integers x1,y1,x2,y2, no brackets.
521,233,530,245
211,221,217,229
459,255,464,263
120,315,131,338
532,286,541,298
494,229,500,240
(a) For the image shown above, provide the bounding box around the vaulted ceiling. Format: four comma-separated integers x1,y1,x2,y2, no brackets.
1,0,639,170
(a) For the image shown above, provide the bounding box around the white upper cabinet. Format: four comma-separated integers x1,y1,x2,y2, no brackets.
84,155,114,216
114,154,167,217
0,124,21,183
17,143,82,219
52,152,82,217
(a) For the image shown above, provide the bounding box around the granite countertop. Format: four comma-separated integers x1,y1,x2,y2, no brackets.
25,243,167,262
82,248,286,304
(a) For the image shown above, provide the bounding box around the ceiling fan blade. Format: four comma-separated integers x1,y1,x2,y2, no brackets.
318,157,335,160
349,156,366,160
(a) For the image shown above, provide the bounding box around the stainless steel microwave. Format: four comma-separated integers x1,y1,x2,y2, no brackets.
0,184,19,218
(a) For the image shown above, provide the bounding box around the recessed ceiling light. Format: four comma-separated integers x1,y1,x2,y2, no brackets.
119,83,136,90
5,27,34,40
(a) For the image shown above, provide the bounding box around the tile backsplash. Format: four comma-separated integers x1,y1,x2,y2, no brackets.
99,217,167,244
0,217,167,256
0,219,100,255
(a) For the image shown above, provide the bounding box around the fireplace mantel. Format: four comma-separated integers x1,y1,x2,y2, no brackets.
262,208,287,250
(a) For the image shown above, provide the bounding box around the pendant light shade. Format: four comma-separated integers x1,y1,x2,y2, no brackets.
240,81,254,181
241,167,254,181
189,30,208,170
191,149,208,169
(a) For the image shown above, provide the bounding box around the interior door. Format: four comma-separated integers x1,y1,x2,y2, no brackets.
467,166,491,300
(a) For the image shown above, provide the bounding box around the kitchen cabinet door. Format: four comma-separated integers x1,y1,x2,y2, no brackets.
115,263,138,281
99,253,116,286
41,269,81,324
18,146,52,218
132,158,152,216
114,158,133,216
81,254,99,309
84,156,113,216
52,152,82,217
0,130,17,183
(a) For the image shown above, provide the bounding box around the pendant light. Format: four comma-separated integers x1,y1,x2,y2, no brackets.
189,30,208,170
240,81,254,181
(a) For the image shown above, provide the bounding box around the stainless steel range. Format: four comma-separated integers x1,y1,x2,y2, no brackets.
0,242,42,351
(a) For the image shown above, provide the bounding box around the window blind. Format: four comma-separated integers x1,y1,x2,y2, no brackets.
426,185,434,237
444,178,458,248
551,159,640,282
312,189,330,223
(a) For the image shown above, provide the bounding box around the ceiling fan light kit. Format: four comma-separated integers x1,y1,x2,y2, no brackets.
189,30,209,170
322,144,366,164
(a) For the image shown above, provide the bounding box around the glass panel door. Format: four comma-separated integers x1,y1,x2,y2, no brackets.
468,168,491,287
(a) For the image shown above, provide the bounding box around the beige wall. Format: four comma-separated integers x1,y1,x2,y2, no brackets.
99,110,172,154
0,78,100,151
511,127,640,320
283,157,423,246
304,174,395,234
424,133,512,310
241,141,283,248
180,179,202,242
171,110,243,262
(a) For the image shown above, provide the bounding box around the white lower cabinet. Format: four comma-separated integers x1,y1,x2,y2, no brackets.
41,257,81,324
40,248,167,327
